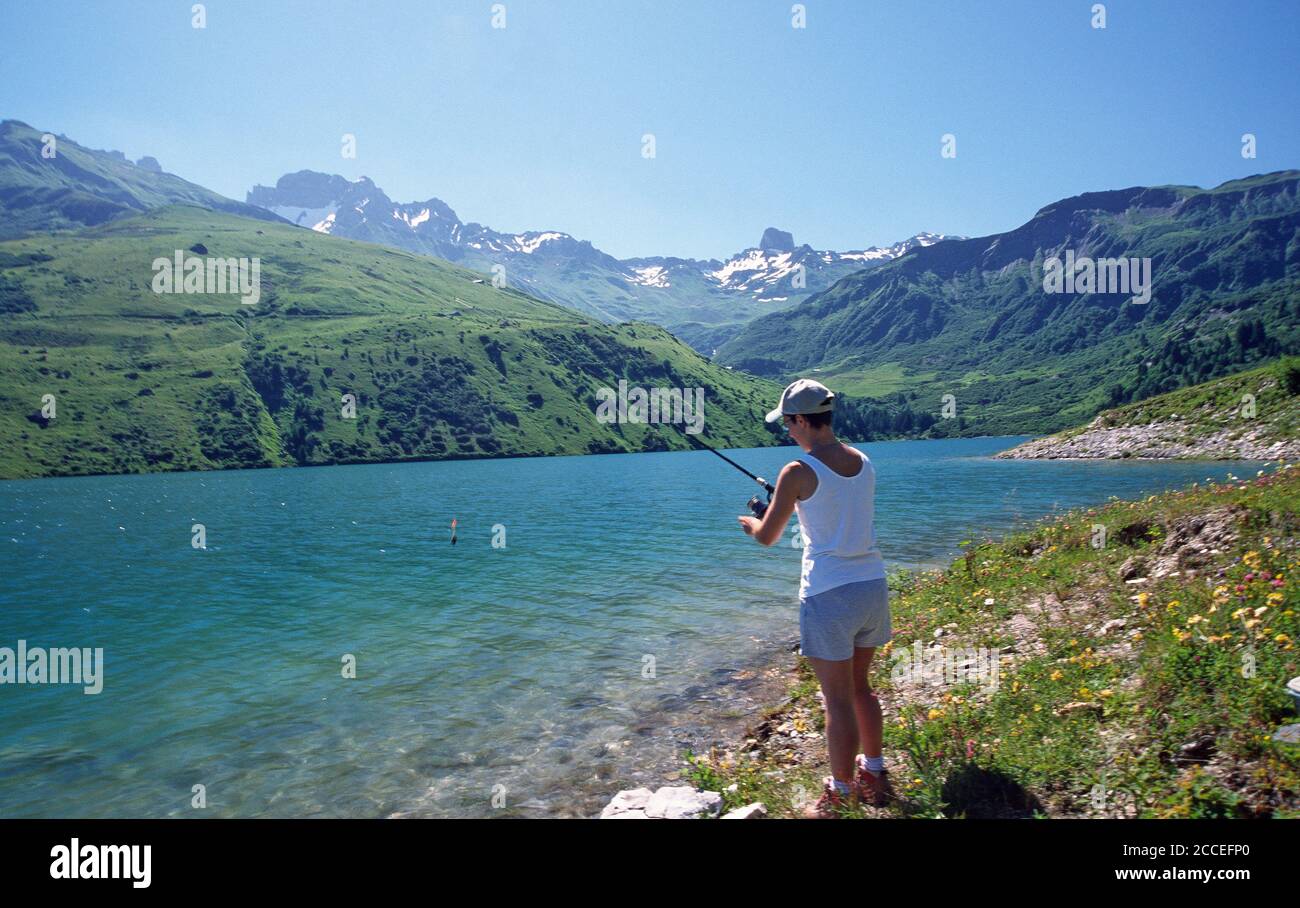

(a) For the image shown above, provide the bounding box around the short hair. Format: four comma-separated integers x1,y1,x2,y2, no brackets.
795,408,833,429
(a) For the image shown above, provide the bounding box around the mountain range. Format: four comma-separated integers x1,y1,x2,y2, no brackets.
246,170,951,349
717,170,1300,436
0,119,281,239
0,120,798,479
2,117,1298,477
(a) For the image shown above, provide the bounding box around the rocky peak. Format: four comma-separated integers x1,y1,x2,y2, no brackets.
758,227,794,253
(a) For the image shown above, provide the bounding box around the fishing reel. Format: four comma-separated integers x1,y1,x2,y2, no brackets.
747,480,773,520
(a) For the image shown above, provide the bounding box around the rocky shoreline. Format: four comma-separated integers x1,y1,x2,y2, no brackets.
591,637,804,819
597,642,803,819
996,419,1300,462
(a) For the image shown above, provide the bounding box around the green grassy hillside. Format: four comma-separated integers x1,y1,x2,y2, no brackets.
998,358,1300,460
0,206,784,479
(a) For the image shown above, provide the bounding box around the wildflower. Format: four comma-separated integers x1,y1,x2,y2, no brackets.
1050,670,1064,681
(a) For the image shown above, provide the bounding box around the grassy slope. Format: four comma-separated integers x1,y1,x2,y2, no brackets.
0,205,784,480
998,357,1300,458
1067,357,1299,440
690,468,1300,818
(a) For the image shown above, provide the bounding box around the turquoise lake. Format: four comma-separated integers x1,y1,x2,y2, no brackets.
0,437,1266,817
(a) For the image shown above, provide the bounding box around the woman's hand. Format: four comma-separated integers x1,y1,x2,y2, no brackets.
736,462,812,546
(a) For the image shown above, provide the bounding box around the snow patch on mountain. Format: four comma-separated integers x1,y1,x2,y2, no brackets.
269,204,337,230
628,265,670,288
395,207,432,228
838,232,947,263
514,232,568,254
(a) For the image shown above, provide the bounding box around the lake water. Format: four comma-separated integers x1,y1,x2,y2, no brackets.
0,437,1265,817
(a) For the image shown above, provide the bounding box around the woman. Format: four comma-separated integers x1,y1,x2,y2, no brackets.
737,378,892,818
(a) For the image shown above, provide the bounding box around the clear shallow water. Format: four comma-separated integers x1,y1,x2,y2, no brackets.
0,437,1266,817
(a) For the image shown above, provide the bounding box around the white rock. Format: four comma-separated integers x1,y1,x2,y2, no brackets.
599,787,654,819
1100,618,1127,636
644,786,724,819
721,802,768,820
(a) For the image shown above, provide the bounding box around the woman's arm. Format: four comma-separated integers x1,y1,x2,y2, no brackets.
737,461,811,547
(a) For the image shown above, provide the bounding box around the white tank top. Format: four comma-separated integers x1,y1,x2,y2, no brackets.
794,446,886,599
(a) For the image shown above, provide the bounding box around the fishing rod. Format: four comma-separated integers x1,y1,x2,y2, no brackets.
676,429,775,518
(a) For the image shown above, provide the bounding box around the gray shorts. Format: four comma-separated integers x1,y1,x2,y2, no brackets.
799,578,892,661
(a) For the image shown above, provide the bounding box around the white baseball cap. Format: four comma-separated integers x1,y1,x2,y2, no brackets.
765,378,836,423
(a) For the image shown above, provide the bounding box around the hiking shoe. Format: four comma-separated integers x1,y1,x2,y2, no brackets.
804,782,854,819
857,767,893,807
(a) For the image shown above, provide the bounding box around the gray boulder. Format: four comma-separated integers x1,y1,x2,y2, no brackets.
599,787,653,819
721,802,767,819
644,785,723,819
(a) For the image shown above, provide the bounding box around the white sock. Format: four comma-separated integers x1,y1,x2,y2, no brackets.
857,754,885,774
830,777,854,796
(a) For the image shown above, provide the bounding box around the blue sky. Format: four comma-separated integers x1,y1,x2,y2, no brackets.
2,0,1298,259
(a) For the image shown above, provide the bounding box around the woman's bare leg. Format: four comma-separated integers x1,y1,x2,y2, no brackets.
806,655,858,784
852,646,882,760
